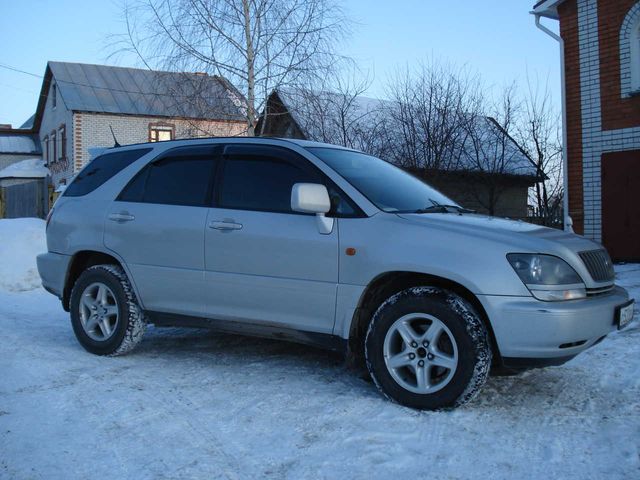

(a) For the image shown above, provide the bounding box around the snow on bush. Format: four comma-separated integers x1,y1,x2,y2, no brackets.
0,218,46,292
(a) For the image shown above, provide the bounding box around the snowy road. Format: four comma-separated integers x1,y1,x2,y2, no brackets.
1,220,639,479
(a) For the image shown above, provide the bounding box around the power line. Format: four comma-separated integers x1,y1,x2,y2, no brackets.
0,61,240,104
0,63,42,78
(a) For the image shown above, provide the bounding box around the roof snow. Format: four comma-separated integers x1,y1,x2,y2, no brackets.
0,158,50,179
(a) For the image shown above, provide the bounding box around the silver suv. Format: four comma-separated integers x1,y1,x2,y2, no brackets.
37,138,634,409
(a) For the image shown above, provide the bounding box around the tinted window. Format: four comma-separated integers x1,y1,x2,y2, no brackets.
119,156,215,207
64,148,152,197
219,157,320,213
307,147,457,213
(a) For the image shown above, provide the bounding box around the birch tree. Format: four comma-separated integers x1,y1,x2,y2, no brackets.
119,0,349,135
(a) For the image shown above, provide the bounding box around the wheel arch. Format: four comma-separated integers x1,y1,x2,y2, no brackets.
347,271,501,366
62,249,140,312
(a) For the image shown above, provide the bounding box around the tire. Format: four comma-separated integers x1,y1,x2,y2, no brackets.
365,287,491,410
69,264,147,356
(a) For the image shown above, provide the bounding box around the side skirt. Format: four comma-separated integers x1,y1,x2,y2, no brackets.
145,311,348,354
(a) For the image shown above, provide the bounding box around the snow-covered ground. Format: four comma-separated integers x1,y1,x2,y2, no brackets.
1,218,638,479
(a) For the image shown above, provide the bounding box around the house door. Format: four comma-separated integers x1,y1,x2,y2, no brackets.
601,150,640,261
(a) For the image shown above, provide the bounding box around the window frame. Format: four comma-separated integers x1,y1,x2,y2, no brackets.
43,136,49,164
116,145,219,207
57,125,66,161
148,122,175,142
632,21,640,93
50,129,57,164
213,144,364,218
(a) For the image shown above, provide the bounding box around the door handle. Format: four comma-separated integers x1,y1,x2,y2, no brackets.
108,212,135,222
209,220,243,231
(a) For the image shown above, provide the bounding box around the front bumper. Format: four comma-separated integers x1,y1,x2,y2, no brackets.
479,285,631,362
36,252,71,299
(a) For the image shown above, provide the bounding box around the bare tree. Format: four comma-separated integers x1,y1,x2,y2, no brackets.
384,61,482,172
460,84,526,216
515,78,564,226
117,0,349,135
281,71,390,153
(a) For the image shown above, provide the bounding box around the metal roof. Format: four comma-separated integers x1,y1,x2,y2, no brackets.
0,132,41,154
48,62,247,122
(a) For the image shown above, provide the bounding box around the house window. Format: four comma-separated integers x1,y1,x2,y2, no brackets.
632,21,640,92
52,83,57,108
58,126,66,161
51,130,57,163
149,123,175,142
621,5,640,96
43,136,49,163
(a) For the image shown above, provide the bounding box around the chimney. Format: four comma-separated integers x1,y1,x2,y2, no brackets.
193,72,208,76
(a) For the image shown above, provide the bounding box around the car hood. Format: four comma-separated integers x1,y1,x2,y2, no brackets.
396,212,601,254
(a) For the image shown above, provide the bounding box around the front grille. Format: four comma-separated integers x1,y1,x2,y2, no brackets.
579,249,615,283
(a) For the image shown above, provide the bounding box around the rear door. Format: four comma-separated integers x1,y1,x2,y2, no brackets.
203,144,339,334
104,145,218,316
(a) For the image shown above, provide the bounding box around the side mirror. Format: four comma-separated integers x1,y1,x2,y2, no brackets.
291,183,334,234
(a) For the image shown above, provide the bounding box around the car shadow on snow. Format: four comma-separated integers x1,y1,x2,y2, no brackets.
112,324,618,413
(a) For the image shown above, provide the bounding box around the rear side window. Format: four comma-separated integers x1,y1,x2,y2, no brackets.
119,155,216,207
64,148,152,197
219,157,320,214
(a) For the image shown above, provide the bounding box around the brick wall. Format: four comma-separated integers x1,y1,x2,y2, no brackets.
559,0,584,234
559,0,640,254
70,112,246,180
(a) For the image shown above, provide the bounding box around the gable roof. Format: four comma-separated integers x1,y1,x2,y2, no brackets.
33,62,247,130
269,88,539,178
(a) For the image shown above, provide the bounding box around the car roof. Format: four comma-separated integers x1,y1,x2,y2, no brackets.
101,136,357,153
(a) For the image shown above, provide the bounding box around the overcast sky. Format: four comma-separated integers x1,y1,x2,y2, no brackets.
0,0,561,127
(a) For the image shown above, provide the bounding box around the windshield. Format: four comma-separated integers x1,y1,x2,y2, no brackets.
307,147,458,213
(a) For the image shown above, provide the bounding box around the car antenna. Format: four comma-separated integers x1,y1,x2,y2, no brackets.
109,125,121,148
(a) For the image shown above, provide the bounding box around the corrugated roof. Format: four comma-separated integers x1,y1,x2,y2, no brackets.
48,62,247,121
0,132,41,154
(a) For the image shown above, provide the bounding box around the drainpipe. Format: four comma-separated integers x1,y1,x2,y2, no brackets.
534,13,573,232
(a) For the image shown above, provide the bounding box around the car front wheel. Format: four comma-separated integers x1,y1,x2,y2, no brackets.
365,287,492,410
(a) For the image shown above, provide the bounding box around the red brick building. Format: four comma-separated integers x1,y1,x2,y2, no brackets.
533,0,640,261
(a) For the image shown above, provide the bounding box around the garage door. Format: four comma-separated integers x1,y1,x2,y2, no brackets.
601,150,640,262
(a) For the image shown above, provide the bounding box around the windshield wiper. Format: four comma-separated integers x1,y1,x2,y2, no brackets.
413,204,476,214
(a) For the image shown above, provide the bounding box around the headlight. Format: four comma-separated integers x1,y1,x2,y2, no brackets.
507,253,586,301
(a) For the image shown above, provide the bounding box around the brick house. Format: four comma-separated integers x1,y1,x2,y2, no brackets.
26,61,247,189
533,0,640,261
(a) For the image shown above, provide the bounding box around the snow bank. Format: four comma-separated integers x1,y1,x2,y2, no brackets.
0,158,49,179
0,218,46,292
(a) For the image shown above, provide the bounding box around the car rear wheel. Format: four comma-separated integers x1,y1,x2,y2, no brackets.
365,287,491,410
70,264,147,356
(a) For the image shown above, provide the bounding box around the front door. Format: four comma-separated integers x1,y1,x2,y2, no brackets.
204,144,339,334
